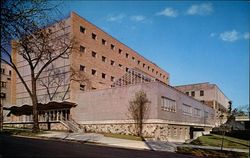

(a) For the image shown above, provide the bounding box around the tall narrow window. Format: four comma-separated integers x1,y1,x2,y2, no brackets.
102,73,106,79
80,26,85,33
191,91,195,97
80,84,85,91
143,64,145,68
92,33,97,40
110,60,115,66
80,45,85,53
126,53,129,58
102,39,106,45
137,60,141,65
111,76,114,82
92,51,97,58
9,70,11,76
80,65,85,72
102,56,106,62
200,90,204,96
119,49,122,54
91,69,96,75
111,44,115,50
186,92,189,96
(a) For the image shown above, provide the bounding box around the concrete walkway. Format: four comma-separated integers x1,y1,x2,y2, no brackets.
37,131,249,153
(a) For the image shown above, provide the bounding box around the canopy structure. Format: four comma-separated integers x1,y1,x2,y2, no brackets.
3,101,77,116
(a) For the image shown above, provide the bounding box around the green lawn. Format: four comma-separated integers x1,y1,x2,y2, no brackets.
177,147,248,158
98,133,144,141
189,134,250,149
0,128,45,137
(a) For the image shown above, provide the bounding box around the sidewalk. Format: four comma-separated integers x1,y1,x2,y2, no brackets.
36,131,249,153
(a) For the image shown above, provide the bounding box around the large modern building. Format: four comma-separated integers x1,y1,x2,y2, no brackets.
5,12,218,142
175,82,231,126
0,63,13,107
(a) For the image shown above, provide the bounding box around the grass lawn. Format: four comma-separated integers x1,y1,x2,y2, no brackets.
177,147,248,158
189,134,250,149
0,128,45,137
98,132,144,141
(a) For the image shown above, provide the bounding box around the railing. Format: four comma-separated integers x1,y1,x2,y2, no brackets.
60,116,84,133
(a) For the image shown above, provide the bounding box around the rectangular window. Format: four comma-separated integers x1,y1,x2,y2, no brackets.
111,44,115,50
200,90,204,96
148,66,150,71
205,111,209,118
92,33,97,40
132,56,135,61
0,92,6,99
92,87,96,90
137,60,140,65
126,53,129,58
111,76,114,82
161,97,176,112
92,51,97,58
102,56,106,62
1,68,5,74
160,73,162,77
126,67,129,72
80,84,85,91
102,39,106,45
80,45,85,53
1,82,7,88
152,68,154,73
80,26,86,33
91,69,96,75
118,64,122,68
102,73,106,79
143,63,145,68
119,49,122,54
182,104,192,115
110,60,115,66
186,92,189,96
193,108,201,117
9,70,11,76
80,65,85,72
191,91,195,97
156,71,158,75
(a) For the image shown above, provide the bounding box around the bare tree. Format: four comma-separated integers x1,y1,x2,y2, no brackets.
1,19,76,132
128,90,150,137
38,65,90,102
0,0,62,132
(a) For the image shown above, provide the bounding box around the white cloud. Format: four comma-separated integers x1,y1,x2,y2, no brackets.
156,7,178,17
130,15,146,22
106,14,126,22
219,30,239,42
243,32,249,39
187,3,213,15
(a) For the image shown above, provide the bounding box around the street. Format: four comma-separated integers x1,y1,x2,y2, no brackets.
0,135,195,158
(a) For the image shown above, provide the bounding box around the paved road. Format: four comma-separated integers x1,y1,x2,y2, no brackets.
0,135,196,158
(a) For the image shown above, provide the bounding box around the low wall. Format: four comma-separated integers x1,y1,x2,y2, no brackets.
4,122,68,131
81,123,192,142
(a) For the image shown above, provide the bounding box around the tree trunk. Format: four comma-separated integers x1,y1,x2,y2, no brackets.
31,78,39,132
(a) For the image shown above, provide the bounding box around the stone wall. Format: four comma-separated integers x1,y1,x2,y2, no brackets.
81,123,192,142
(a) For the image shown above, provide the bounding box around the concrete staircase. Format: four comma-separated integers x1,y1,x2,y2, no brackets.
60,117,84,133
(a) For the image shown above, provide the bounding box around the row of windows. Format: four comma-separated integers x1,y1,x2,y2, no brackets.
0,81,7,88
79,65,115,81
0,68,11,76
79,26,167,80
0,92,6,99
161,97,176,112
186,90,204,97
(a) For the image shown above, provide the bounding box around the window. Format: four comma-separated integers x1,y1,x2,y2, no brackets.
80,65,85,72
1,82,6,88
152,69,154,73
185,92,189,96
191,91,195,97
102,39,106,45
92,51,97,58
160,73,162,77
182,104,192,115
118,64,122,68
110,60,115,66
102,73,106,79
111,76,114,82
193,108,201,117
111,44,115,50
119,49,122,54
137,60,141,65
1,68,5,74
80,84,85,91
143,63,145,68
204,111,209,118
126,67,129,72
163,75,165,79
80,45,85,53
102,56,106,62
92,87,96,90
9,70,11,76
161,97,176,112
0,93,6,99
80,26,85,33
200,90,204,96
132,56,135,61
148,66,150,71
156,71,158,75
91,69,96,75
126,53,129,58
92,33,97,40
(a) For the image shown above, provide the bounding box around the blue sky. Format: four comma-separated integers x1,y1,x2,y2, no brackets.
60,1,249,108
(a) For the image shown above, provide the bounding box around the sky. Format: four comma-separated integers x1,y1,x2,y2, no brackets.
59,1,249,108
